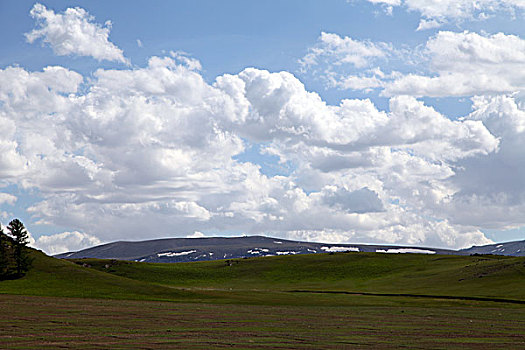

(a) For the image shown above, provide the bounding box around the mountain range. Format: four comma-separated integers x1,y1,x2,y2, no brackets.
55,236,525,263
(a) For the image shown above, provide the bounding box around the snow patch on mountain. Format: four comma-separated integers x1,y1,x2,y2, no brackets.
321,246,360,252
157,250,197,257
376,248,435,254
247,248,270,254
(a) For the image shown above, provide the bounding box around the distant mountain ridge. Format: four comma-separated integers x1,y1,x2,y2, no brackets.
54,236,525,263
460,240,525,256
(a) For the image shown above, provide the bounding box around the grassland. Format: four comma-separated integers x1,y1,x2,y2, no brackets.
1,249,524,348
2,294,524,349
74,251,525,302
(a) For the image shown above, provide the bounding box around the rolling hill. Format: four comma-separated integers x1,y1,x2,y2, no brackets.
55,235,525,263
72,252,525,303
55,235,458,262
4,244,524,304
0,249,200,302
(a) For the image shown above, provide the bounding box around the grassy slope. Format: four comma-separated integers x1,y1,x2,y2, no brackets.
74,252,525,301
1,249,524,304
0,250,204,302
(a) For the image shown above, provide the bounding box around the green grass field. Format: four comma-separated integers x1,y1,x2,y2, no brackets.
71,252,525,302
1,249,524,348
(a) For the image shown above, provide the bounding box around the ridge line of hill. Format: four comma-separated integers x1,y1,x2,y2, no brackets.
55,235,525,262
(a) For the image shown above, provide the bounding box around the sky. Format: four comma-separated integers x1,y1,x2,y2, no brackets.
1,0,525,254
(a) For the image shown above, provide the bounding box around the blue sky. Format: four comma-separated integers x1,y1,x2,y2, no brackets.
1,0,525,253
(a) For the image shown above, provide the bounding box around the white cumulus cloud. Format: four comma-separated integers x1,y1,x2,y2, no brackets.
304,30,525,98
300,32,392,91
187,231,206,238
441,94,525,229
0,50,507,249
25,3,128,64
33,231,102,255
384,31,525,97
301,32,390,69
365,0,525,29
0,193,17,206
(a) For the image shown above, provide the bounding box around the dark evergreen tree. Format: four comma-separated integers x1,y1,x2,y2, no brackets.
0,225,7,277
8,219,31,276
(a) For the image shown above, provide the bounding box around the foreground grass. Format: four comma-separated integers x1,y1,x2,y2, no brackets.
2,294,524,349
